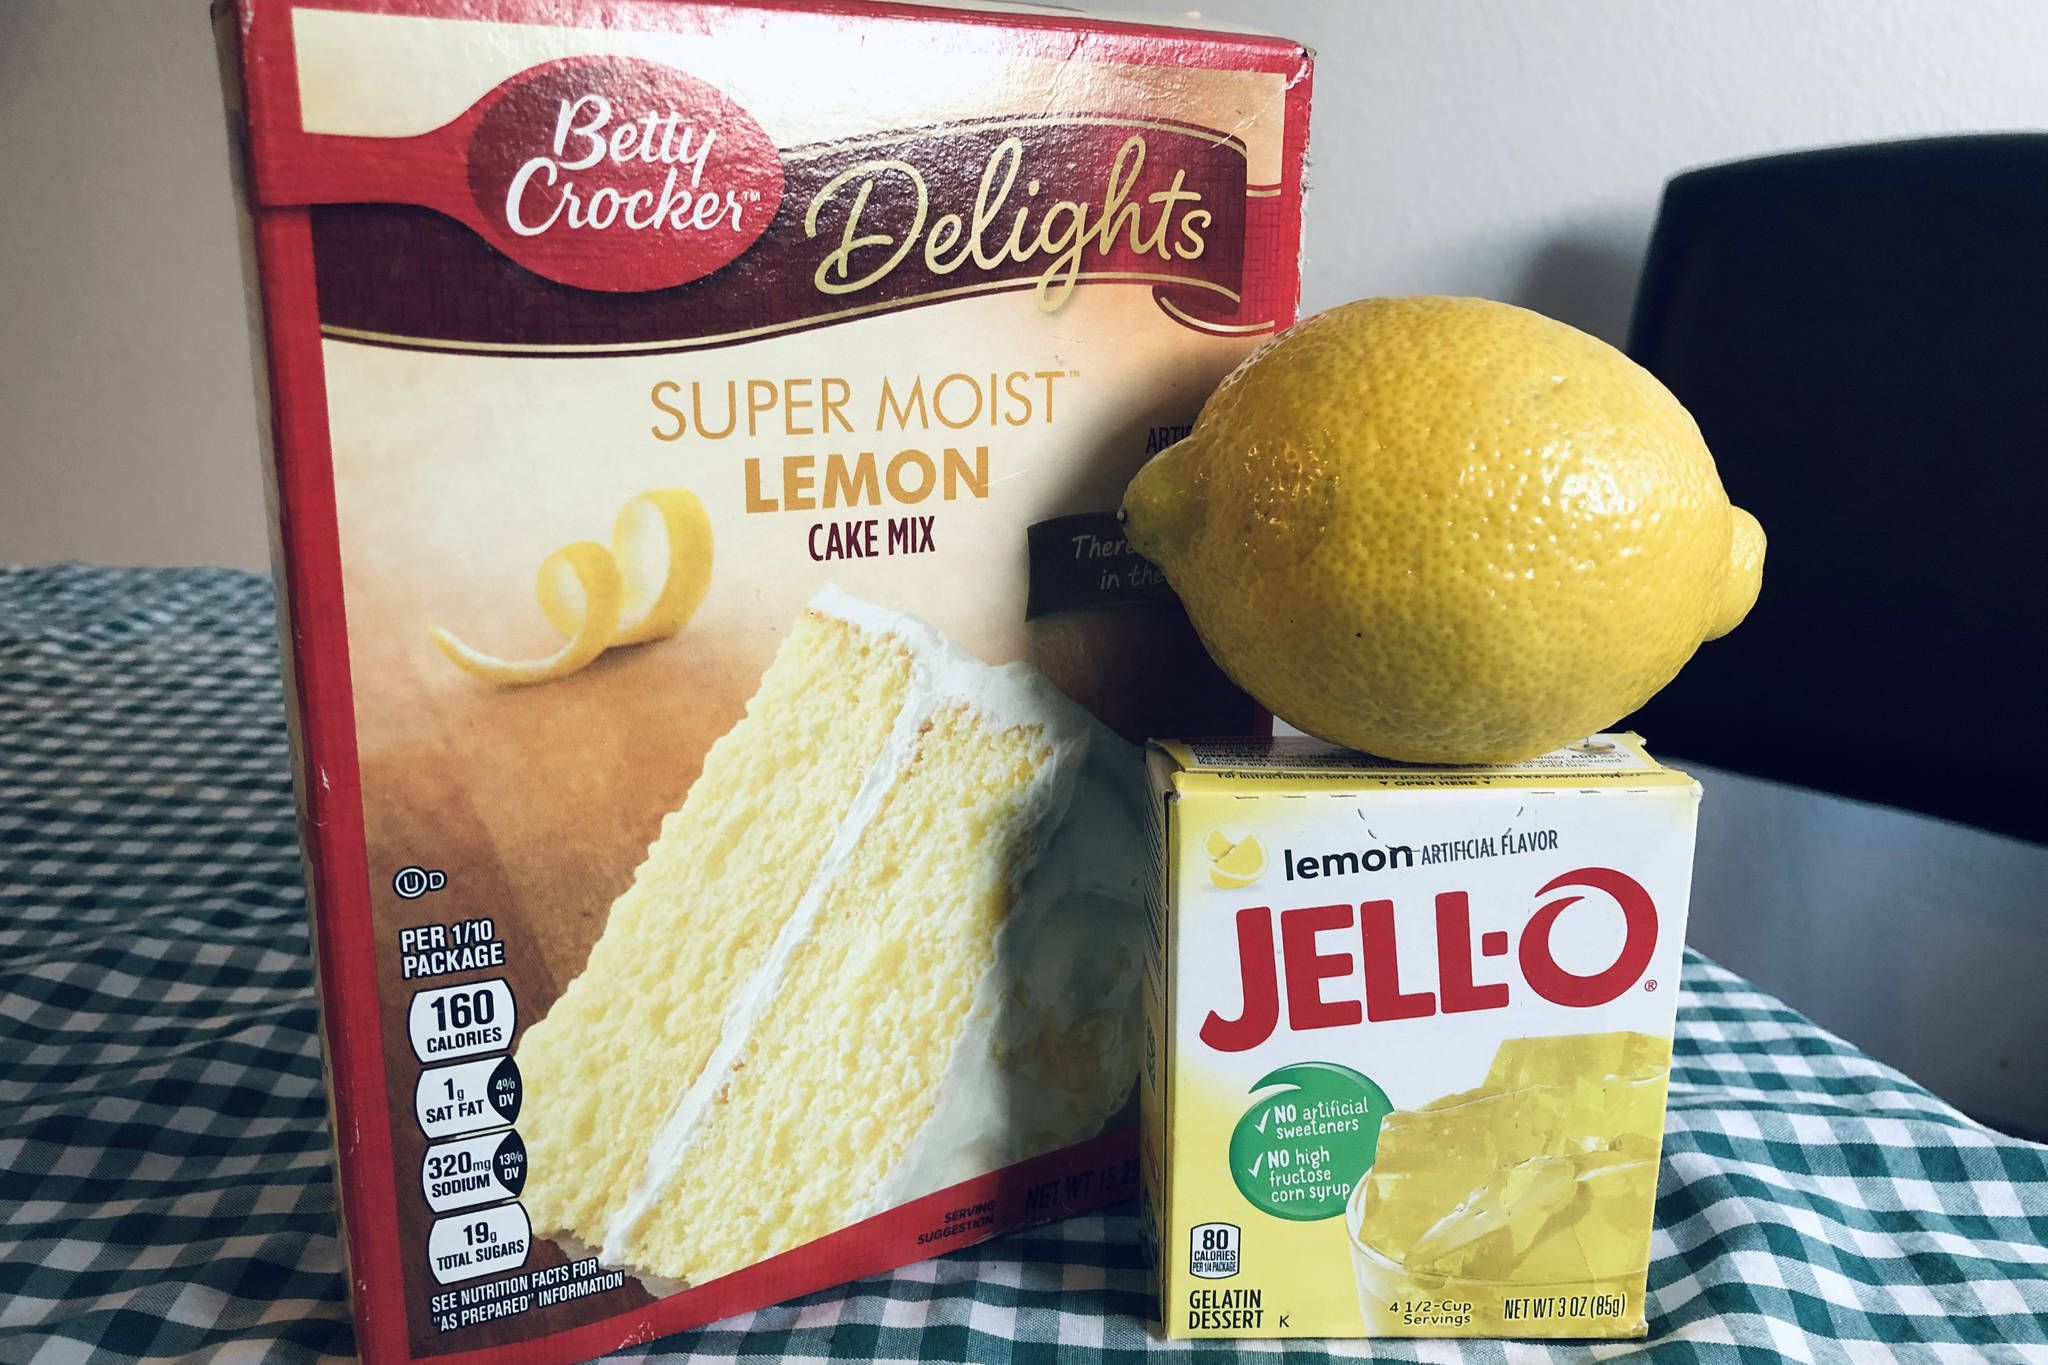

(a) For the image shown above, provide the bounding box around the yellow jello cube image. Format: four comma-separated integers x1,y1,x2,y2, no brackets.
1345,1030,1670,1336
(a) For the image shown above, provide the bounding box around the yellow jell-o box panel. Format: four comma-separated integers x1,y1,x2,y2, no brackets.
1141,735,1700,1338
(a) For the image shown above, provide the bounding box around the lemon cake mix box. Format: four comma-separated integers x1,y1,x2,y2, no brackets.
1141,734,1700,1339
213,2,1310,1360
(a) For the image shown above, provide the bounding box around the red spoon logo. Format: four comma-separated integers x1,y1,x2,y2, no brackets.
460,57,783,292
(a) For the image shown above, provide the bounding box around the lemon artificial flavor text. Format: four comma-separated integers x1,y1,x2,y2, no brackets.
1120,296,1764,764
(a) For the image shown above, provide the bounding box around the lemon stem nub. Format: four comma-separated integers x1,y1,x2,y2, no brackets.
1120,438,1206,568
1705,506,1766,641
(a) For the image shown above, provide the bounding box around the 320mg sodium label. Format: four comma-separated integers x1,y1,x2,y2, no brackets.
422,1130,529,1213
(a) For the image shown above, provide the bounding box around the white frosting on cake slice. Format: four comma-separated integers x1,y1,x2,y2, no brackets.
601,586,1146,1278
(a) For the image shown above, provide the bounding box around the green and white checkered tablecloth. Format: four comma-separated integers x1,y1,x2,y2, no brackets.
3,564,2045,1365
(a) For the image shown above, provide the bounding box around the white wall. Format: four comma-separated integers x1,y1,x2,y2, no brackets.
7,0,2048,566
1,2,265,569
1136,0,2048,335
4,0,2044,1134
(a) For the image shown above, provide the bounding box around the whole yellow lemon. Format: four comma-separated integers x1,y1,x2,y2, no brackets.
1120,296,1764,764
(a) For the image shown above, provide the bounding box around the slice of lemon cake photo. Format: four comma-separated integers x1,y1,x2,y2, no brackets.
513,586,1148,1290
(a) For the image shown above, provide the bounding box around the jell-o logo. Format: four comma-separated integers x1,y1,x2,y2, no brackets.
1200,867,1662,1052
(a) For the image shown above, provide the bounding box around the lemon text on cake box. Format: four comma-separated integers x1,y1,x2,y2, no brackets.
1140,735,1701,1339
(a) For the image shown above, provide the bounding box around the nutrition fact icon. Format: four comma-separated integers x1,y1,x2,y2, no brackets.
428,1203,534,1285
1190,1222,1241,1279
415,1055,522,1140
400,943,531,1288
422,1129,529,1213
408,979,516,1062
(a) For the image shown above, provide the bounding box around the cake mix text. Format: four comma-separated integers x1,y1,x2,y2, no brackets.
650,369,1079,559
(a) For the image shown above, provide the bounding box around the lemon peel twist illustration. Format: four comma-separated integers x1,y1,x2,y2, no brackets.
431,488,714,686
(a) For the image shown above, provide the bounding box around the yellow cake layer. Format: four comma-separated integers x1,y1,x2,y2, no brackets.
620,701,1053,1283
515,610,912,1248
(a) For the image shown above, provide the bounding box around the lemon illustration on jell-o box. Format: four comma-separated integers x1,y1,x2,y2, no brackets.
1120,296,1764,763
1204,830,1267,889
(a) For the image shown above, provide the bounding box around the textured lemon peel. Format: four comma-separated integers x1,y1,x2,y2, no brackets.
1119,296,1769,764
1705,506,1766,641
431,488,714,686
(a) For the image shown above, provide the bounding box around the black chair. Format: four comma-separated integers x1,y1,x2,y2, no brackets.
1624,134,2048,846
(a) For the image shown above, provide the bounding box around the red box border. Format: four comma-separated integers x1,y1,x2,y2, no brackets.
221,4,1313,1360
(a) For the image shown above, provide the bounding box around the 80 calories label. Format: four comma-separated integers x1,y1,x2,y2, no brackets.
409,979,516,1062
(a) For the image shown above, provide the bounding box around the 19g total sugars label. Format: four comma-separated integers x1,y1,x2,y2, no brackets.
409,979,516,1062
428,1203,532,1284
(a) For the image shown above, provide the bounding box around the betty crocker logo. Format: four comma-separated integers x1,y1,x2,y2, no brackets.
462,58,784,292
290,64,1263,335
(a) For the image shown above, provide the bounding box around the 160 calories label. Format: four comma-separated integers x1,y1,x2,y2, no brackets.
409,980,516,1062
